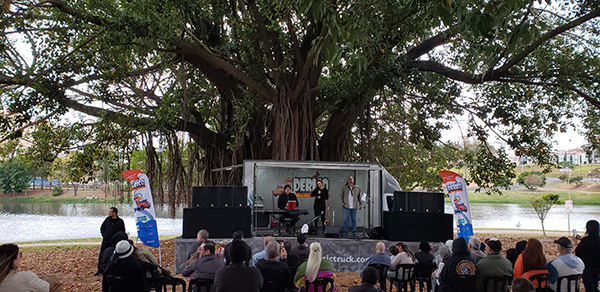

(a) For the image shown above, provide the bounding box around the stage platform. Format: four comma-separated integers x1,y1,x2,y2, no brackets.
174,234,445,273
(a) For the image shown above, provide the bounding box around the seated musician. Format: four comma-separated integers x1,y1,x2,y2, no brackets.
277,185,299,233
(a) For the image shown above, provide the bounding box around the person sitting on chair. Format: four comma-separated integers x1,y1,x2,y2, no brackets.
182,241,225,281
548,237,584,292
255,241,294,292
349,266,382,292
105,240,148,292
294,242,336,290
277,185,299,234
215,240,263,292
474,238,513,292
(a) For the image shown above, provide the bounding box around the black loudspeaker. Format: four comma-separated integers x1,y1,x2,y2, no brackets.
408,192,420,213
421,192,434,213
220,186,234,207
205,186,220,207
432,192,445,213
183,207,252,238
256,212,270,228
191,186,205,208
324,225,342,238
383,211,453,242
393,191,408,212
367,227,387,239
233,186,248,207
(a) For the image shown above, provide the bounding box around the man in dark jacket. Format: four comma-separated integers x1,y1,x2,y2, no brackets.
439,237,477,292
292,233,310,263
255,241,294,292
215,239,263,292
349,266,383,292
96,207,126,275
277,185,299,233
182,241,225,280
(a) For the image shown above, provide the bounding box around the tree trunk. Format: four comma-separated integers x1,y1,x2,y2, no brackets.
73,183,78,197
32,178,36,191
541,219,546,236
318,107,362,161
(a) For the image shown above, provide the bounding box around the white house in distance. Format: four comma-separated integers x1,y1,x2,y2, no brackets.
554,147,593,164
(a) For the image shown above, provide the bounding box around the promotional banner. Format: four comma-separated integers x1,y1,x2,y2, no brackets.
122,169,160,247
439,170,474,240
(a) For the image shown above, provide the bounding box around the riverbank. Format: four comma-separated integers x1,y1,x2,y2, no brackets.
4,181,600,205
14,231,574,292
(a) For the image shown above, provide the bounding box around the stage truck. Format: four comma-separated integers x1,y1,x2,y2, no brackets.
243,160,401,235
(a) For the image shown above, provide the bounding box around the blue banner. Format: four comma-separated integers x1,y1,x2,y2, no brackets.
122,169,160,247
439,170,474,240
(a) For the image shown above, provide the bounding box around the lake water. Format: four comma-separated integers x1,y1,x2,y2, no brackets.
0,202,598,243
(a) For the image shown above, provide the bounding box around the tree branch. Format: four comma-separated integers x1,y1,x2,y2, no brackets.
406,28,455,60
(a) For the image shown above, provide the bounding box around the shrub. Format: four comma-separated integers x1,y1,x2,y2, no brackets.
52,186,64,196
517,171,546,190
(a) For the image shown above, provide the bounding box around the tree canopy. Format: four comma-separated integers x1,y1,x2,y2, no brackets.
1,0,600,192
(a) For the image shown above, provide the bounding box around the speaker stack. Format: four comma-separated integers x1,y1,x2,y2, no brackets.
385,191,450,241
184,186,251,238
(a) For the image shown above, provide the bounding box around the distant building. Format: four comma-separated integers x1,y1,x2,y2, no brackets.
554,147,590,165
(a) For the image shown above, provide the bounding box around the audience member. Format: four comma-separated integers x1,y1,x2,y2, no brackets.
513,238,548,289
294,242,336,290
349,266,382,292
131,241,158,266
574,219,600,292
283,241,300,281
506,240,527,267
215,239,263,292
253,236,276,266
548,237,584,292
127,239,165,287
511,276,535,292
468,236,485,264
255,241,294,292
415,241,435,265
439,237,477,292
388,245,398,262
182,240,225,281
99,231,129,292
224,231,251,266
365,242,391,267
432,242,452,290
474,238,513,292
105,240,148,292
96,206,125,276
0,243,63,292
292,234,310,263
387,242,415,278
187,229,209,260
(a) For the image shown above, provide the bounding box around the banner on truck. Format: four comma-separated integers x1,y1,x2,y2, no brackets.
439,170,473,240
122,169,160,247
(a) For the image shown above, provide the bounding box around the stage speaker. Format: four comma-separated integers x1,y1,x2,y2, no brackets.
408,192,420,213
220,186,234,207
383,211,453,242
421,192,434,213
256,212,270,228
183,207,252,238
393,191,408,212
324,225,342,238
191,186,205,208
233,186,248,207
432,192,445,213
205,186,220,207
367,227,386,239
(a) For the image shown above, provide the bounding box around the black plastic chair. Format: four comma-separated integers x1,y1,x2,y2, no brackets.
528,273,550,292
555,274,582,292
415,264,437,292
387,264,415,292
158,277,186,292
188,278,214,292
303,277,335,292
369,263,390,291
482,276,512,292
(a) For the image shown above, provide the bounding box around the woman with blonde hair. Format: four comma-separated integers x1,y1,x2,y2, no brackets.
294,242,336,290
0,244,62,292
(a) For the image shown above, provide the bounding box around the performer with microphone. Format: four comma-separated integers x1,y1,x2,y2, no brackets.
310,180,329,234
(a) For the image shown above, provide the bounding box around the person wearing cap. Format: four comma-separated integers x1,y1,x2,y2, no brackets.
105,240,148,292
468,236,486,264
349,266,382,292
215,239,263,292
474,237,513,292
548,236,584,292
